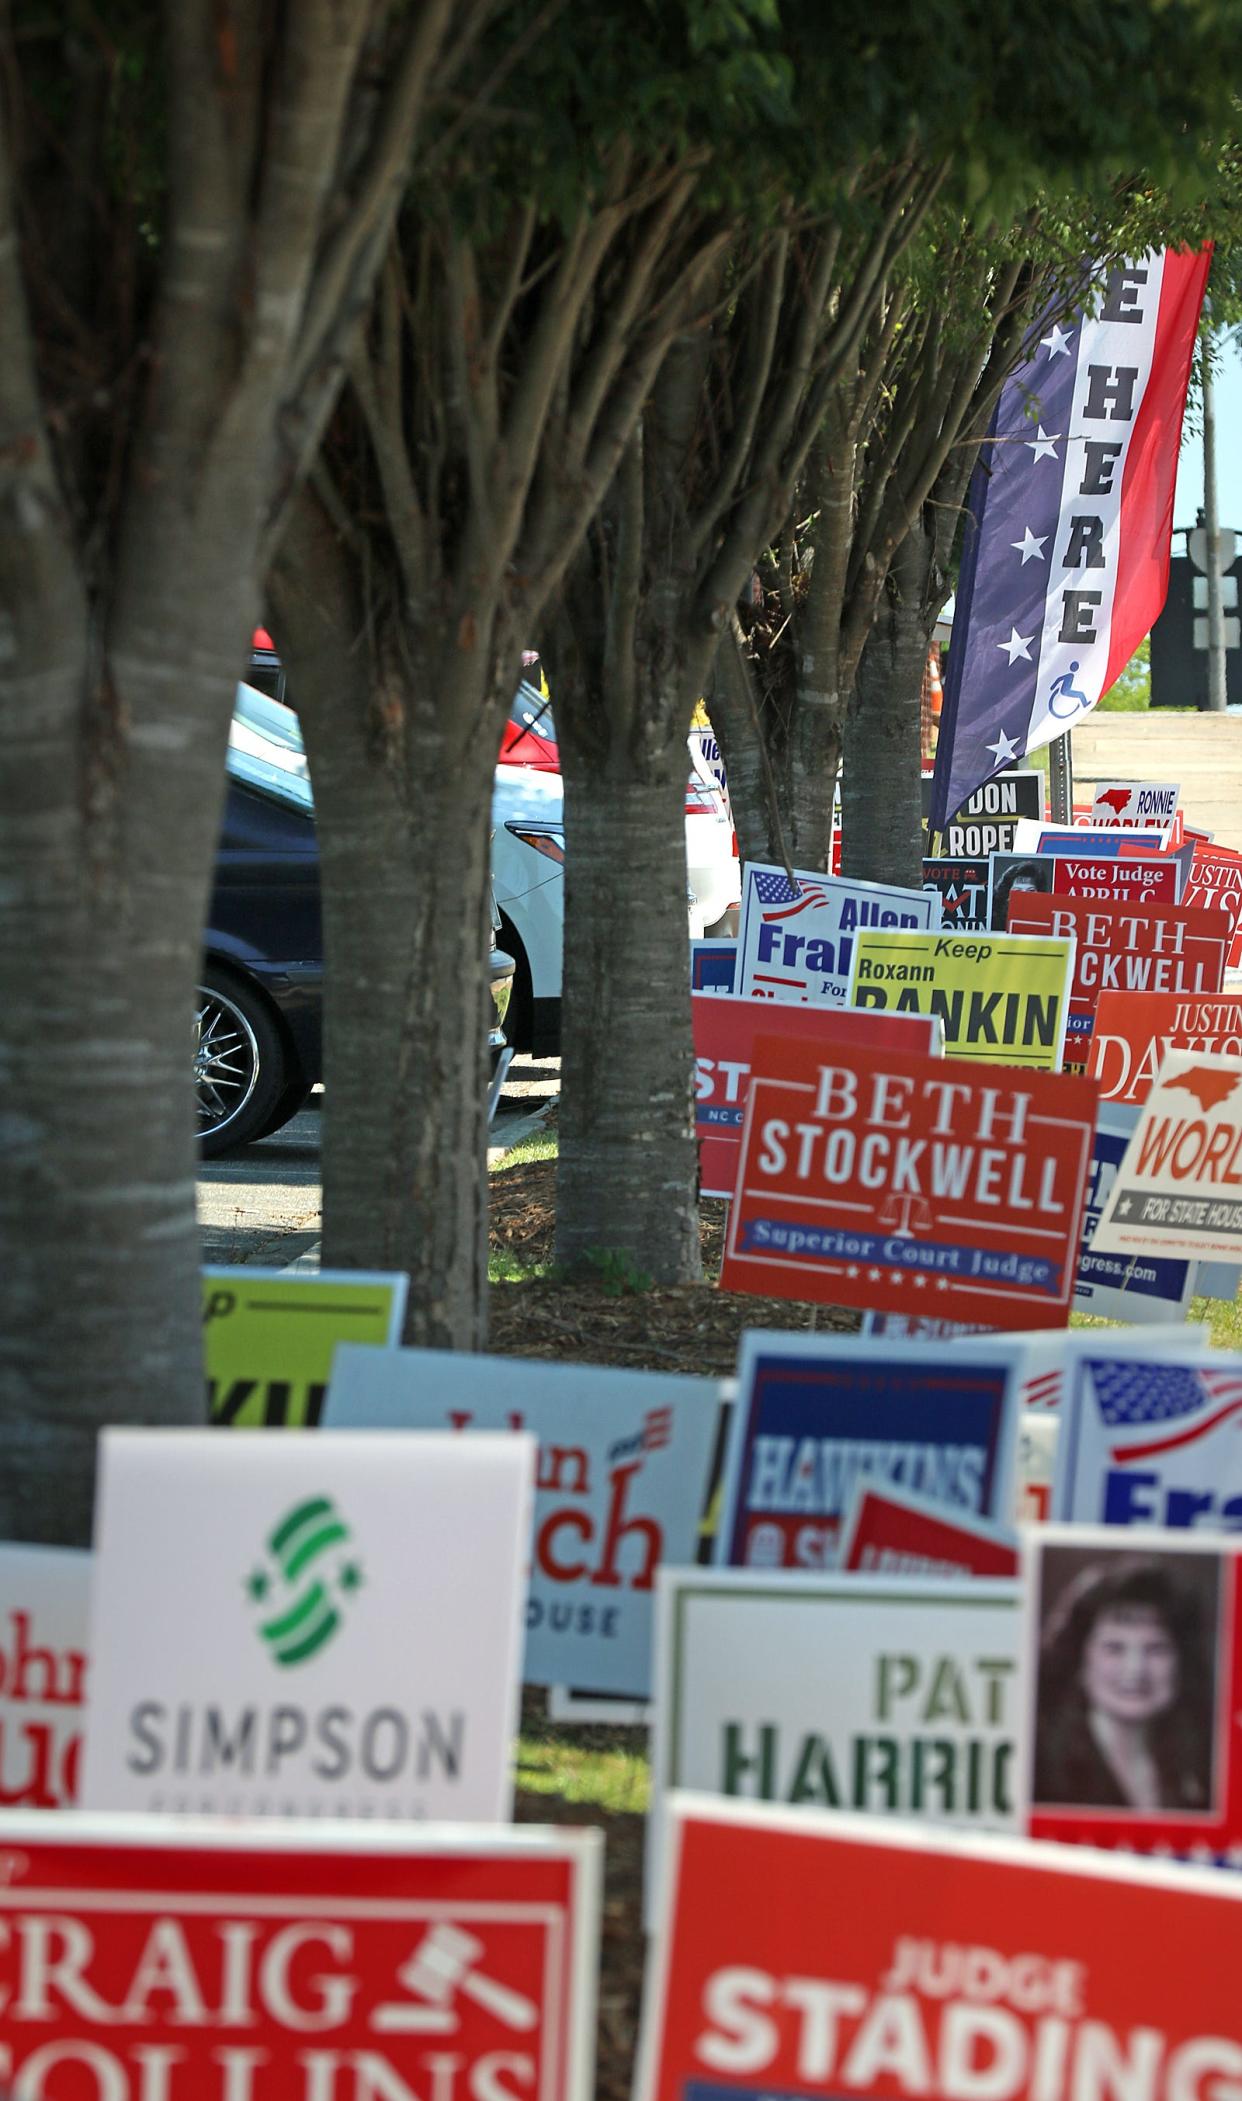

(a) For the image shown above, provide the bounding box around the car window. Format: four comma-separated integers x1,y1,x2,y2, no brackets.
227,696,314,814
510,679,555,739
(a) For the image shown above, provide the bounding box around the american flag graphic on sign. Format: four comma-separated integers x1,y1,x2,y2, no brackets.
754,870,831,920
1090,1358,1242,1462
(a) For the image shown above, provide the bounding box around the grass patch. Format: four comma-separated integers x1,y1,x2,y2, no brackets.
1070,1291,1241,1347
491,1125,558,1173
516,1727,650,1814
488,1248,560,1284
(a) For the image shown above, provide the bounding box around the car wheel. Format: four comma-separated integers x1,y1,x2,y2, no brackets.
196,966,289,1158
252,1077,313,1142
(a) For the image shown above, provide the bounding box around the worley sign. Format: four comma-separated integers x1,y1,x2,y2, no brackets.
0,1812,601,2101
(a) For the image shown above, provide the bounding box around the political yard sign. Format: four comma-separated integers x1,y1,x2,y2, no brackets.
691,993,940,1199
719,1033,1097,1327
1021,1527,1242,1863
203,1267,407,1428
846,929,1075,1068
1091,780,1181,828
715,1331,1023,1571
837,1480,1019,1578
1089,992,1242,1106
634,1796,1242,2101
1004,893,1230,1072
647,1573,1020,1924
322,1345,721,1701
1052,1345,1242,1533
922,857,991,934
1090,1051,1242,1261
82,1429,533,1822
1075,1105,1193,1324
737,863,939,1007
0,1813,601,2101
0,1545,90,1811
932,770,1044,856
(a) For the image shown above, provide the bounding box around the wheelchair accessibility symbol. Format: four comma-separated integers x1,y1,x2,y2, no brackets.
1047,660,1090,720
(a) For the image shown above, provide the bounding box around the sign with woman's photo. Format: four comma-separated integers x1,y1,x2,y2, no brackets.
1020,1527,1242,1862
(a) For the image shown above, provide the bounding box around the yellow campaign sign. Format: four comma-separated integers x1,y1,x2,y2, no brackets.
202,1267,408,1428
846,929,1075,1069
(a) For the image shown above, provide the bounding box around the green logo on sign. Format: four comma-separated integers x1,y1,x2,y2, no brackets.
245,1496,363,1666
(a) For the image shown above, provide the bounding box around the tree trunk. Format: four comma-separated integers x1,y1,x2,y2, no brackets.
269,502,497,1350
841,520,944,888
556,736,701,1283
706,626,787,871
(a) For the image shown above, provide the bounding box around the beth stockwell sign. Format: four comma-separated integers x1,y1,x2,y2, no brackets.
0,1812,601,2101
82,1429,533,1821
203,1265,407,1427
737,862,939,1006
0,1544,90,1810
322,1344,721,1700
719,1032,1097,1326
634,1795,1242,2101
715,1330,1023,1571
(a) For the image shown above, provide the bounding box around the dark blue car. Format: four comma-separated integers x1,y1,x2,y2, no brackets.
198,694,512,1155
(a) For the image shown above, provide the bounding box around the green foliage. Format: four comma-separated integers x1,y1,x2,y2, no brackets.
580,1247,655,1296
1099,638,1152,712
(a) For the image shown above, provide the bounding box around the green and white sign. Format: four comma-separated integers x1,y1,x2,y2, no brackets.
648,1567,1019,1922
82,1428,533,1822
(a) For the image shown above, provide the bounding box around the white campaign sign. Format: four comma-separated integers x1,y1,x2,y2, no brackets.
736,862,939,1007
647,1568,1019,1923
1053,1343,1242,1531
82,1429,533,1820
324,1345,722,1698
1091,781,1181,829
1091,1050,1242,1260
0,1544,91,1809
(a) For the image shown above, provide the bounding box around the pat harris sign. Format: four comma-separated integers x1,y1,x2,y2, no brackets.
633,1796,1242,2101
0,1812,601,2101
646,1574,1018,1923
203,1267,407,1428
323,1345,721,1701
847,929,1074,1068
81,1429,533,1821
719,1033,1097,1327
737,863,939,1007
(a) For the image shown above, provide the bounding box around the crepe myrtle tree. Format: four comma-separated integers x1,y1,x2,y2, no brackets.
262,0,786,1346
0,0,487,1542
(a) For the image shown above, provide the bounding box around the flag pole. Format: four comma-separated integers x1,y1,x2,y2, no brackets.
1048,731,1073,825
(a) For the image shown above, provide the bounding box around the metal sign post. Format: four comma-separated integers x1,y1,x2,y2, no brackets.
1048,731,1073,825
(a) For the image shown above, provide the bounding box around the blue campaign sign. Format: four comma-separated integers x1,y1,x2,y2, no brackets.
1053,1343,1242,1530
1075,1105,1193,1323
323,1346,724,1699
715,1331,1024,1571
736,862,939,1007
691,939,737,994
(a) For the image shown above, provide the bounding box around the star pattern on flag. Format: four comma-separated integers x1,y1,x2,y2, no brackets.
998,628,1034,665
1025,425,1060,462
986,729,1020,765
1090,1360,1214,1428
1041,324,1073,357
1011,525,1047,565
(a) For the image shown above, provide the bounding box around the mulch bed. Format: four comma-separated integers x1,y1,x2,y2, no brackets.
492,1151,858,2099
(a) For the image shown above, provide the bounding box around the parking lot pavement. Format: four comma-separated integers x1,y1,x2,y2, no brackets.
198,1057,559,1269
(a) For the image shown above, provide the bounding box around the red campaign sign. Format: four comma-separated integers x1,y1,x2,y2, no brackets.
692,994,939,1200
719,1033,1097,1328
1005,892,1231,1072
838,1480,1019,1577
1051,855,1179,905
0,1815,600,2101
1185,844,1242,965
1088,990,1242,1105
635,1797,1242,2101
1024,1531,1242,1862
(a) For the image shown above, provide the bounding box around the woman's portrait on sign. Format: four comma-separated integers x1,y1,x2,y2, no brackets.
1031,1543,1219,1816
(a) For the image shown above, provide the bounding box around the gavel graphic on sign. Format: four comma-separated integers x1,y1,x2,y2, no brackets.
372,1923,540,2033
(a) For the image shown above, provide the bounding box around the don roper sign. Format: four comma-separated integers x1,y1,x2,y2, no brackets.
720,1034,1097,1326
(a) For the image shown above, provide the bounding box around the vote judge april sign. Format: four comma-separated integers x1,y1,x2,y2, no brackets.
633,1795,1242,2101
719,1032,1097,1327
0,1813,601,2101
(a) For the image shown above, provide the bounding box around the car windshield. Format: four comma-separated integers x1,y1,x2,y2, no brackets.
509,679,555,740
227,684,313,812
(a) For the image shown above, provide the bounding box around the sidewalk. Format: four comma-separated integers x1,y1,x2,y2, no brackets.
1070,713,1242,850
